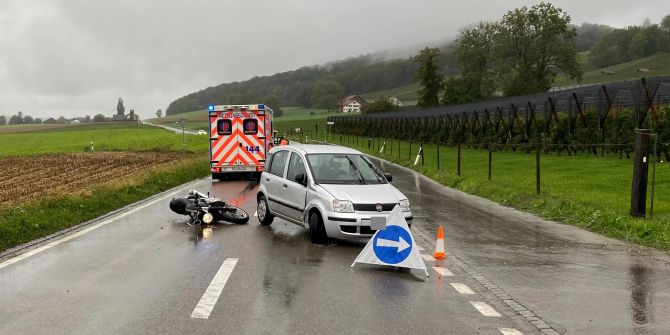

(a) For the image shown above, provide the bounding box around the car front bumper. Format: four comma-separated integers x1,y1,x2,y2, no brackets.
323,210,413,240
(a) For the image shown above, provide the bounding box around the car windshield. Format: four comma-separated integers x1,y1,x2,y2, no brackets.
306,154,387,185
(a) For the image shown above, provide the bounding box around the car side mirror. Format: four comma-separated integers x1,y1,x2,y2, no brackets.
384,173,393,183
294,173,307,186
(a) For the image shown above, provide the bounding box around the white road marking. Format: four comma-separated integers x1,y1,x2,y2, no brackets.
254,211,258,217
432,266,453,276
498,328,524,335
191,258,238,319
0,189,184,270
421,254,435,262
416,244,425,251
470,301,502,317
450,283,476,294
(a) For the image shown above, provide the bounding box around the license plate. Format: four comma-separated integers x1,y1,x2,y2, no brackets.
362,216,387,230
220,166,255,172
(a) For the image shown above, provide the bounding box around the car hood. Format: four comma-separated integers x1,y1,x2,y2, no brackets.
319,183,406,204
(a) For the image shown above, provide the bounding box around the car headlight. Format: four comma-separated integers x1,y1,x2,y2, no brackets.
332,199,354,213
399,199,410,212
202,212,214,224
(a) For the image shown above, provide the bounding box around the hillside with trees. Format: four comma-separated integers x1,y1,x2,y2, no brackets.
165,8,669,117
589,16,670,68
166,47,461,116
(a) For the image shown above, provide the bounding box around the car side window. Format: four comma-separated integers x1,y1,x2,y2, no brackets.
286,153,306,184
269,150,288,177
265,152,273,171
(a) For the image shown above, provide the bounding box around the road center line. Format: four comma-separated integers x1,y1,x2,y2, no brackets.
450,282,475,294
432,266,453,276
191,258,238,319
498,328,524,335
470,301,502,317
0,188,186,270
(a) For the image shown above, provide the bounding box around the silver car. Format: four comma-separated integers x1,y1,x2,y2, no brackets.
256,144,412,243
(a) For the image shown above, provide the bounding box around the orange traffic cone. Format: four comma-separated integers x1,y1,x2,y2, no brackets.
434,226,446,260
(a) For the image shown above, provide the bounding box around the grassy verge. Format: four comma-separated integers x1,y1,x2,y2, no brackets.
313,134,670,250
0,157,210,253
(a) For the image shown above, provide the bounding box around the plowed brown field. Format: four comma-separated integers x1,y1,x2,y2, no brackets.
0,151,192,206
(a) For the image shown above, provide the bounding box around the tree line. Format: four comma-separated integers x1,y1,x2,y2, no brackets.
589,16,670,68
414,2,583,109
166,54,425,115
165,2,663,117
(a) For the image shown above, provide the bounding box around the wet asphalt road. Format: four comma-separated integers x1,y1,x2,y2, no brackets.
1,160,669,334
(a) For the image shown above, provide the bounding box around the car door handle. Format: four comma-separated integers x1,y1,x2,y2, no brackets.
282,183,288,188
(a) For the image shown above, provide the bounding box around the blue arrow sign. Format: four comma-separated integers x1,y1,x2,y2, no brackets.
373,225,412,264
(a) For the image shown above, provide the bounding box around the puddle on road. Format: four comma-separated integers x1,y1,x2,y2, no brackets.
629,261,654,334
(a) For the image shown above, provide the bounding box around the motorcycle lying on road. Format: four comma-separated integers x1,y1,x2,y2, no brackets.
169,190,249,226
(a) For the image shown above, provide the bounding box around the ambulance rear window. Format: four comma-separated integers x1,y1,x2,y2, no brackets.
217,119,232,135
243,119,258,135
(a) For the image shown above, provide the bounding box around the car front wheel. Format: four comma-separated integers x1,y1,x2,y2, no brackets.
309,212,327,244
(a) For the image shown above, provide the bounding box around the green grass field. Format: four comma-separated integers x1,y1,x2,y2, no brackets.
0,123,209,156
303,133,670,250
361,83,420,101
553,53,670,86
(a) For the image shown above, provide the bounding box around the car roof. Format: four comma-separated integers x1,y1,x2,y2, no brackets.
270,144,362,155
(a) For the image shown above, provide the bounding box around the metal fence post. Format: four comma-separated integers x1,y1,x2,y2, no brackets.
457,142,462,176
488,143,492,181
536,144,541,194
420,141,424,166
437,143,440,172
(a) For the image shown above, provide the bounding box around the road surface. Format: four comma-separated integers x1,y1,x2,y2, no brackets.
1,160,669,334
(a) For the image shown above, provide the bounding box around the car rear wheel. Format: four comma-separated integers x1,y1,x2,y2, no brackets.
257,195,274,226
309,212,327,244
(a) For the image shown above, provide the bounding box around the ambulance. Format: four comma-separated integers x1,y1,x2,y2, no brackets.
208,104,274,179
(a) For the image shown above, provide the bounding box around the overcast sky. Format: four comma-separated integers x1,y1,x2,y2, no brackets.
1,1,668,119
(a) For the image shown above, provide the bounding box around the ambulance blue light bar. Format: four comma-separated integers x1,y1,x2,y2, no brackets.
208,105,214,111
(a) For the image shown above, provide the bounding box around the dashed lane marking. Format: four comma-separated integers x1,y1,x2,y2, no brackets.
432,266,453,276
450,282,476,294
0,188,185,270
498,328,524,335
191,258,238,319
470,301,502,317
421,254,435,262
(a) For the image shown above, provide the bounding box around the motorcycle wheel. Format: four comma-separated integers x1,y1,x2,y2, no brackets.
220,206,249,224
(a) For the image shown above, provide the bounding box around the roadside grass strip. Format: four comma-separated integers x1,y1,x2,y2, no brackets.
432,266,453,276
191,258,238,319
325,135,670,250
450,282,476,294
498,328,524,335
470,301,502,317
